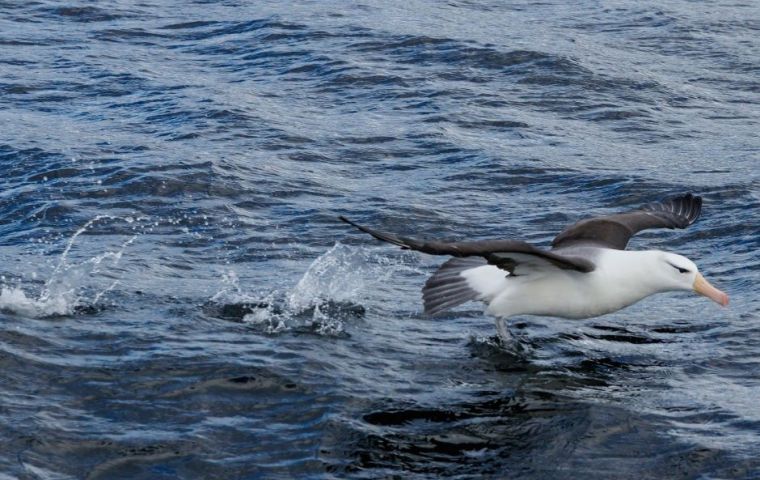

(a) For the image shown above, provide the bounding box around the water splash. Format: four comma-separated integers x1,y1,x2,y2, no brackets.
0,216,137,317
210,243,419,335
0,285,72,318
286,242,370,312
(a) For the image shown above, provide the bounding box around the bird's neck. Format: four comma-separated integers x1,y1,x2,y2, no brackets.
596,249,670,298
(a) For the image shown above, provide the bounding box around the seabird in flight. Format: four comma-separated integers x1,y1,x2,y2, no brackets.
339,193,728,339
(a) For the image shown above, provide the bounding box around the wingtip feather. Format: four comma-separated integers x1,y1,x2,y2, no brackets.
642,192,702,227
337,215,411,248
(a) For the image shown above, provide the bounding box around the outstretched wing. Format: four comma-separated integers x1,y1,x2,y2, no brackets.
551,193,702,250
339,216,595,274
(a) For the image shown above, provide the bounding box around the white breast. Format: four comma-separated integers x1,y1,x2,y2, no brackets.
468,249,663,320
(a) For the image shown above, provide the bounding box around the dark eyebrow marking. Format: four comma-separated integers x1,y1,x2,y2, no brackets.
667,261,691,274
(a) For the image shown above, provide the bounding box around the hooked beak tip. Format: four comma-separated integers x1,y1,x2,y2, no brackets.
715,293,729,307
693,273,729,307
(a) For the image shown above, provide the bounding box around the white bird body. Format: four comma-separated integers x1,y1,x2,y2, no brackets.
340,193,728,340
465,249,686,320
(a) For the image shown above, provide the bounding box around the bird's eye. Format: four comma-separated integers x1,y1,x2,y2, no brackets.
667,262,690,274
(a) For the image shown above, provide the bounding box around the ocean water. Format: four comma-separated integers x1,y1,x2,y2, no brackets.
0,1,758,478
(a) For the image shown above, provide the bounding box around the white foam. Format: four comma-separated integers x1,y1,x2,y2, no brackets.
0,285,74,317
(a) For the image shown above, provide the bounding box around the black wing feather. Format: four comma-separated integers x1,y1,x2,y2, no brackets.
551,193,702,250
338,216,594,273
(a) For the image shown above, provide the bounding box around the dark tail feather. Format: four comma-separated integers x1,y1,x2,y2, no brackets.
422,257,485,316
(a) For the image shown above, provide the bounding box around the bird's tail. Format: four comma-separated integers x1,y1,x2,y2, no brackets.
339,216,510,316
422,257,487,315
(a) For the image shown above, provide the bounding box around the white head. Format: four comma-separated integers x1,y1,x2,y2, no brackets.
653,252,729,306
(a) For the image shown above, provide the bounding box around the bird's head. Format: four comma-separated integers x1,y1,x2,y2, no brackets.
658,252,729,306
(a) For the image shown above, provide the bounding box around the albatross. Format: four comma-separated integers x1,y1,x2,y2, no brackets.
339,193,728,339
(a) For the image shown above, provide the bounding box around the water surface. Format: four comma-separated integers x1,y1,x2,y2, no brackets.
0,1,758,478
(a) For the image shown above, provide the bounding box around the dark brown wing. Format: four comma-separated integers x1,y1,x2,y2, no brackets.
339,216,595,273
551,193,702,250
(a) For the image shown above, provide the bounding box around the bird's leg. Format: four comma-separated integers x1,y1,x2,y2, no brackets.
495,318,513,344
494,318,529,355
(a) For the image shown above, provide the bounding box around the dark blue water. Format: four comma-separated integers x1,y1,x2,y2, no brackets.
0,1,758,478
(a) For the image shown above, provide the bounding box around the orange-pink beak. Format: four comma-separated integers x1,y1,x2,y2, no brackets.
693,273,729,306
